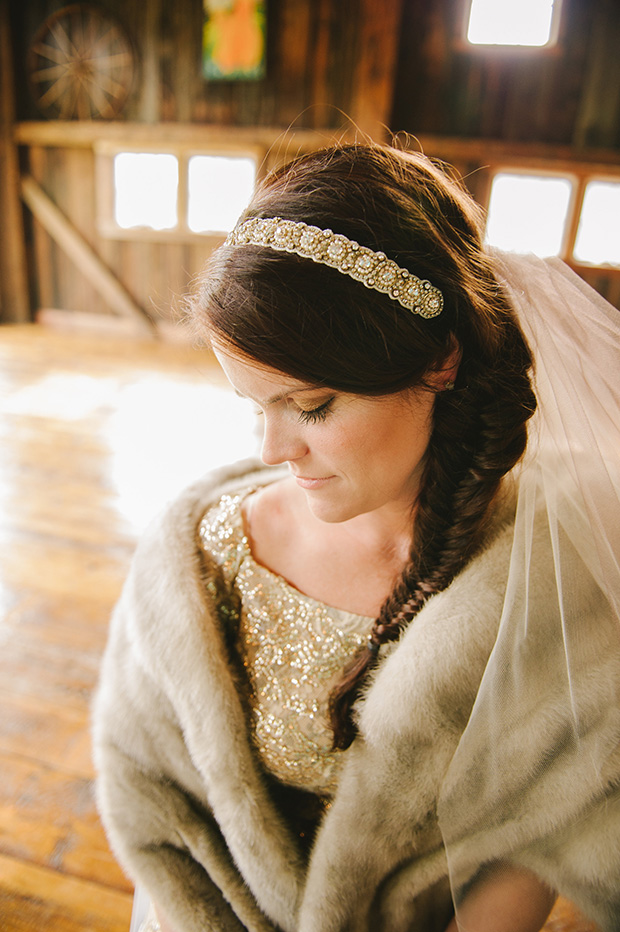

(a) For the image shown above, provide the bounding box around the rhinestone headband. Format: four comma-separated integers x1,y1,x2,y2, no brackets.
224,217,443,319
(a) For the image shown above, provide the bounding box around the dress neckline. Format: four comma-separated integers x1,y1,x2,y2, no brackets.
216,487,374,626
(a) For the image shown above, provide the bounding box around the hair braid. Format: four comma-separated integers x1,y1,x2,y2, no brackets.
329,315,536,750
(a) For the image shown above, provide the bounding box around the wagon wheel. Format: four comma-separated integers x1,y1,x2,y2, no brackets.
27,4,135,120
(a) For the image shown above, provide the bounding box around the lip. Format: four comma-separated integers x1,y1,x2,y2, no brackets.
294,475,334,490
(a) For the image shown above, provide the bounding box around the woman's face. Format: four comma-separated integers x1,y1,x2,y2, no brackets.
213,345,436,524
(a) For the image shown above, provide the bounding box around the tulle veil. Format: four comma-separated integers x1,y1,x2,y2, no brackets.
438,251,620,929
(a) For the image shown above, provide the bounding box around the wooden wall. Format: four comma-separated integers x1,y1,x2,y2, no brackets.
14,122,359,333
23,135,208,330
11,0,620,143
392,0,620,148
3,0,620,331
10,0,402,132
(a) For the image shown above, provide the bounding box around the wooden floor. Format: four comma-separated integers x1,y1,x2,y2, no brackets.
0,324,602,932
0,324,256,932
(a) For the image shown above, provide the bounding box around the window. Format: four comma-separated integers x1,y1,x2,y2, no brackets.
574,180,620,267
484,168,620,270
114,153,179,231
97,146,258,241
485,172,573,256
187,155,256,233
465,0,561,48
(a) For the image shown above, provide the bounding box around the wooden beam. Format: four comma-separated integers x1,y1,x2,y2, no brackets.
136,0,163,122
0,0,30,323
350,0,405,139
411,135,620,172
14,120,353,152
14,120,620,174
20,175,156,335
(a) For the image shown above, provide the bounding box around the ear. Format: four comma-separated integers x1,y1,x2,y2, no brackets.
426,337,462,392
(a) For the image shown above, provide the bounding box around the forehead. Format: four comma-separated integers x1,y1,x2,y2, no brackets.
212,343,319,402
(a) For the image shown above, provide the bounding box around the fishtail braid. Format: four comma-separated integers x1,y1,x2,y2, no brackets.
329,313,536,750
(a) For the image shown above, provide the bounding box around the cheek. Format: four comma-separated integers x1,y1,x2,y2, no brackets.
370,410,433,470
335,416,401,473
334,417,377,458
323,399,434,475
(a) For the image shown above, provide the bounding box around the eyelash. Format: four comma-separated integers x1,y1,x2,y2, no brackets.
297,399,334,424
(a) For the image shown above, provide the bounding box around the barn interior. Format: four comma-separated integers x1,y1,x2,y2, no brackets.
0,1,618,929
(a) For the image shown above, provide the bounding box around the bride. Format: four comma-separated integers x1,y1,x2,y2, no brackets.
94,142,620,932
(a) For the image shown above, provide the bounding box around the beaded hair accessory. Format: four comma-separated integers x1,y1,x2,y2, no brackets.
225,217,444,319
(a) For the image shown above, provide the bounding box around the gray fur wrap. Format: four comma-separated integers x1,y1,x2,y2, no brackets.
92,461,620,931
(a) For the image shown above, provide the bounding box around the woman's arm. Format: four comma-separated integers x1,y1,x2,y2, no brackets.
445,864,556,932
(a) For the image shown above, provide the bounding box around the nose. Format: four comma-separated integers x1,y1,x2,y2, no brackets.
260,413,307,466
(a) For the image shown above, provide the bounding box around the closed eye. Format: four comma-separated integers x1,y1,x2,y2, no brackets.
297,398,334,424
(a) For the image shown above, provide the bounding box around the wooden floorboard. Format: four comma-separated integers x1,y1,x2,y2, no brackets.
0,323,255,931
0,854,131,932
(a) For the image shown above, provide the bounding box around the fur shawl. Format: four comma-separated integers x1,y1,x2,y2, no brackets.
92,461,620,932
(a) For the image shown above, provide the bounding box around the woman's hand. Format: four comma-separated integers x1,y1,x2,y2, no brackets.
444,864,556,932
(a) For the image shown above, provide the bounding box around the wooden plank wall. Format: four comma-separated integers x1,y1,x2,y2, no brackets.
26,141,201,325
392,0,620,149
5,0,620,327
10,0,402,133
7,0,406,328
17,123,353,330
10,0,620,143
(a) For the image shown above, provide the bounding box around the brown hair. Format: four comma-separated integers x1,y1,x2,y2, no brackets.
191,143,536,749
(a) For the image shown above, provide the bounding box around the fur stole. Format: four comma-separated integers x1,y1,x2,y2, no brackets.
93,461,620,932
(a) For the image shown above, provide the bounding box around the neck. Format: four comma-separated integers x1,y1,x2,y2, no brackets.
340,504,415,567
291,483,415,571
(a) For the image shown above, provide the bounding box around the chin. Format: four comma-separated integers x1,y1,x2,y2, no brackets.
304,494,362,525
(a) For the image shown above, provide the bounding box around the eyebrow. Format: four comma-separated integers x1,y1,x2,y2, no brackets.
234,385,324,406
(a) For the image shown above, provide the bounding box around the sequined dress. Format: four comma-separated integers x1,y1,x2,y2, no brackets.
198,488,372,797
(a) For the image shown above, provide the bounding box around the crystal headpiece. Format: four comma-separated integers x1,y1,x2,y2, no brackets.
225,217,443,319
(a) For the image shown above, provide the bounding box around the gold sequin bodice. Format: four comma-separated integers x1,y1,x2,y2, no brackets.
198,489,371,796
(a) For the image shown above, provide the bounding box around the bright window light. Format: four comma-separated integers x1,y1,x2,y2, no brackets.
467,0,557,47
187,155,256,233
573,181,620,267
114,152,179,230
485,172,572,257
